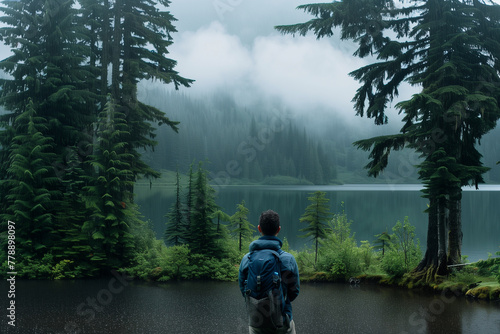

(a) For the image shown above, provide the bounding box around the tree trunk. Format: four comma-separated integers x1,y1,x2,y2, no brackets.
416,197,438,272
239,219,242,252
447,195,462,265
414,196,447,282
437,196,448,273
101,0,110,101
111,0,122,101
315,238,318,264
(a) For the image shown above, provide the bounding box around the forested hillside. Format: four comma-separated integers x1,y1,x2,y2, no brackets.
139,89,436,185
140,89,336,184
138,88,500,185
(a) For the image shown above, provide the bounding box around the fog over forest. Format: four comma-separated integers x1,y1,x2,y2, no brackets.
137,84,500,185
1,0,499,184
135,0,500,185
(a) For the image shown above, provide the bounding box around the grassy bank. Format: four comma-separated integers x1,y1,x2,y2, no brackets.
298,262,500,302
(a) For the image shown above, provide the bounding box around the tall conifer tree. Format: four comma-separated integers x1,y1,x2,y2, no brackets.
188,162,220,257
1,100,59,259
107,0,193,187
299,191,332,263
83,98,138,269
277,0,500,279
230,200,254,252
165,169,186,246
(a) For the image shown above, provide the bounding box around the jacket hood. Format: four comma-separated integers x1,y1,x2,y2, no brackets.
249,235,282,252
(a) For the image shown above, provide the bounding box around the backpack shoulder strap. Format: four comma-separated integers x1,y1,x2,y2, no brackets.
249,248,282,259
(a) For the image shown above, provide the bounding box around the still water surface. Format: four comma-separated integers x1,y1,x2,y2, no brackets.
136,184,500,262
1,279,499,334
5,185,492,333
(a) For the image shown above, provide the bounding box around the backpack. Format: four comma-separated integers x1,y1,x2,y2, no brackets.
244,249,286,329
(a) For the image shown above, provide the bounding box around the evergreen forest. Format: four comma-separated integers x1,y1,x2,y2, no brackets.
139,89,500,186
0,0,499,288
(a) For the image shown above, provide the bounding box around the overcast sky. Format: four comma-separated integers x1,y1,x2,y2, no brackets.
2,0,499,126
167,0,377,124
166,0,500,127
164,0,429,129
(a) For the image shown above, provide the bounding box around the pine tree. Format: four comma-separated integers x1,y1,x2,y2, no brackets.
373,231,391,257
108,0,193,187
78,0,112,107
0,0,97,272
299,191,332,263
165,169,186,246
188,162,220,257
230,200,254,252
1,100,59,259
184,163,195,239
277,0,500,278
211,209,231,234
51,151,96,277
0,0,95,148
83,98,138,269
77,0,193,198
0,0,44,116
418,147,488,272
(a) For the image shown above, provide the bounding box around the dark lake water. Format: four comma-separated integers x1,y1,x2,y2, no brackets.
1,279,499,334
5,185,494,333
136,184,500,262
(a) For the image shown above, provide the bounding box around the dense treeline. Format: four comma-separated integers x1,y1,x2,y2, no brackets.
141,89,500,185
136,186,500,290
141,90,337,185
0,0,191,277
127,163,254,281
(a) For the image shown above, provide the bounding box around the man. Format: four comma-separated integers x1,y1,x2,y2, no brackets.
239,210,300,334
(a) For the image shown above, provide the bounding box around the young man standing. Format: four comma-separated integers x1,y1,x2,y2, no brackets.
239,210,300,334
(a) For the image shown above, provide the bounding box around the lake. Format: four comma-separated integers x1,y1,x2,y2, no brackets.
1,279,499,334
2,184,499,333
135,184,500,262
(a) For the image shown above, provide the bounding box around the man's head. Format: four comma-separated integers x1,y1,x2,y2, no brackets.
258,210,281,236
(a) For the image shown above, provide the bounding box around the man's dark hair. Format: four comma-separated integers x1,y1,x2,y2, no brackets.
259,210,280,236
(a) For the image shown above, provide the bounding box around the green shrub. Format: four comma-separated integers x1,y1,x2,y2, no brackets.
449,266,480,286
318,236,362,281
1,252,86,279
160,244,191,280
186,253,238,281
475,256,500,283
359,240,375,272
381,249,409,278
292,249,316,277
495,249,500,284
53,260,76,280
380,217,421,278
316,212,363,281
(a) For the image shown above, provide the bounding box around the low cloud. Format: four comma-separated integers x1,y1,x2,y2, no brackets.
251,34,364,113
169,21,371,121
171,22,254,92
